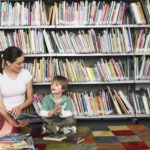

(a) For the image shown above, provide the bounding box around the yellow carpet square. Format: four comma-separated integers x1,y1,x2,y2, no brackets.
108,125,129,131
92,131,114,137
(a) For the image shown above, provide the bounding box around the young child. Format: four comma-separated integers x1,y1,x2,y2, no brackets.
40,75,77,135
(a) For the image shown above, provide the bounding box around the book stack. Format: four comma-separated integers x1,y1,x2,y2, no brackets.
64,135,85,144
0,133,35,150
43,134,85,144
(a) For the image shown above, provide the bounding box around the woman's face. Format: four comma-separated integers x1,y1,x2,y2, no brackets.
7,55,24,73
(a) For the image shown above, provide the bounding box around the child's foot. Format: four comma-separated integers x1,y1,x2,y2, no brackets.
41,126,50,135
60,126,77,135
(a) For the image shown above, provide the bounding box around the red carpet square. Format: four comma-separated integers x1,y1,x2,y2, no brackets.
112,130,135,136
35,144,46,150
122,142,149,150
83,134,95,143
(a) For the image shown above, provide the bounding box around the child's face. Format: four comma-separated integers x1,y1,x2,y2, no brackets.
51,81,64,95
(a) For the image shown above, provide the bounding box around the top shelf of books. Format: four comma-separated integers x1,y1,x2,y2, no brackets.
0,0,149,26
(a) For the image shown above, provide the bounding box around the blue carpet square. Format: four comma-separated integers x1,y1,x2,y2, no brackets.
94,136,119,143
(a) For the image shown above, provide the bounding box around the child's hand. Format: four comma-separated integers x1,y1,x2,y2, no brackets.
52,104,59,114
56,103,61,113
52,103,61,114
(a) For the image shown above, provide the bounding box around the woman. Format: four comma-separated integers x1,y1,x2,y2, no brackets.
0,46,33,132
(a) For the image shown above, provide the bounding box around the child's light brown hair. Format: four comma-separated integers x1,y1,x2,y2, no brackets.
52,76,69,91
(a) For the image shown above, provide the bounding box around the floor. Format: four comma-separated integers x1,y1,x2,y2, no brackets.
30,118,150,150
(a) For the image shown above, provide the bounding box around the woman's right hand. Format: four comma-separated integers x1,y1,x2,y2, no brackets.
7,117,20,127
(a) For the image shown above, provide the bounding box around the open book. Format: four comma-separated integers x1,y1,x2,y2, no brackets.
0,105,43,124
43,134,67,142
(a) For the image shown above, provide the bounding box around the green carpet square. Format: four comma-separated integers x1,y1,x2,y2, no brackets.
117,135,141,142
77,126,91,133
145,141,150,147
97,142,126,150
108,125,129,131
72,144,98,150
46,143,72,150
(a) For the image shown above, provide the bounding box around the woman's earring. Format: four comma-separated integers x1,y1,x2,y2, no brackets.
2,60,4,68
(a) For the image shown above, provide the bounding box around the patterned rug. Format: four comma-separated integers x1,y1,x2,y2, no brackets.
1,116,150,150
22,124,150,150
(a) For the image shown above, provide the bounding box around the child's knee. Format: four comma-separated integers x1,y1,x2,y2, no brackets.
67,117,76,125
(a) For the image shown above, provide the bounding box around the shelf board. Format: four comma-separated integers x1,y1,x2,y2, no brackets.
135,114,150,118
56,24,150,28
135,80,150,83
74,115,134,119
33,80,134,85
25,53,134,57
0,24,149,30
134,52,150,56
0,25,55,29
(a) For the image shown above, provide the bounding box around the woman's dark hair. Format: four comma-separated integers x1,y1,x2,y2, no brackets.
0,46,23,73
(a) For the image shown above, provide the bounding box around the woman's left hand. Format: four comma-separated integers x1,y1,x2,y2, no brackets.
9,106,22,118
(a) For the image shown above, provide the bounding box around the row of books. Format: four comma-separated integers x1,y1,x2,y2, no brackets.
0,1,48,26
33,93,45,116
69,87,135,116
24,57,127,83
0,0,149,26
135,56,150,80
51,0,150,25
32,87,150,116
129,1,149,24
133,29,150,52
129,87,150,115
0,30,46,54
44,28,132,54
0,28,149,54
50,1,126,25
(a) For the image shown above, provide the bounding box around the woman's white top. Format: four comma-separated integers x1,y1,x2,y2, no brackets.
0,69,32,110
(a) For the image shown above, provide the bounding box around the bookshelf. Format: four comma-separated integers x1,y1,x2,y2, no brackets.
0,0,150,121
